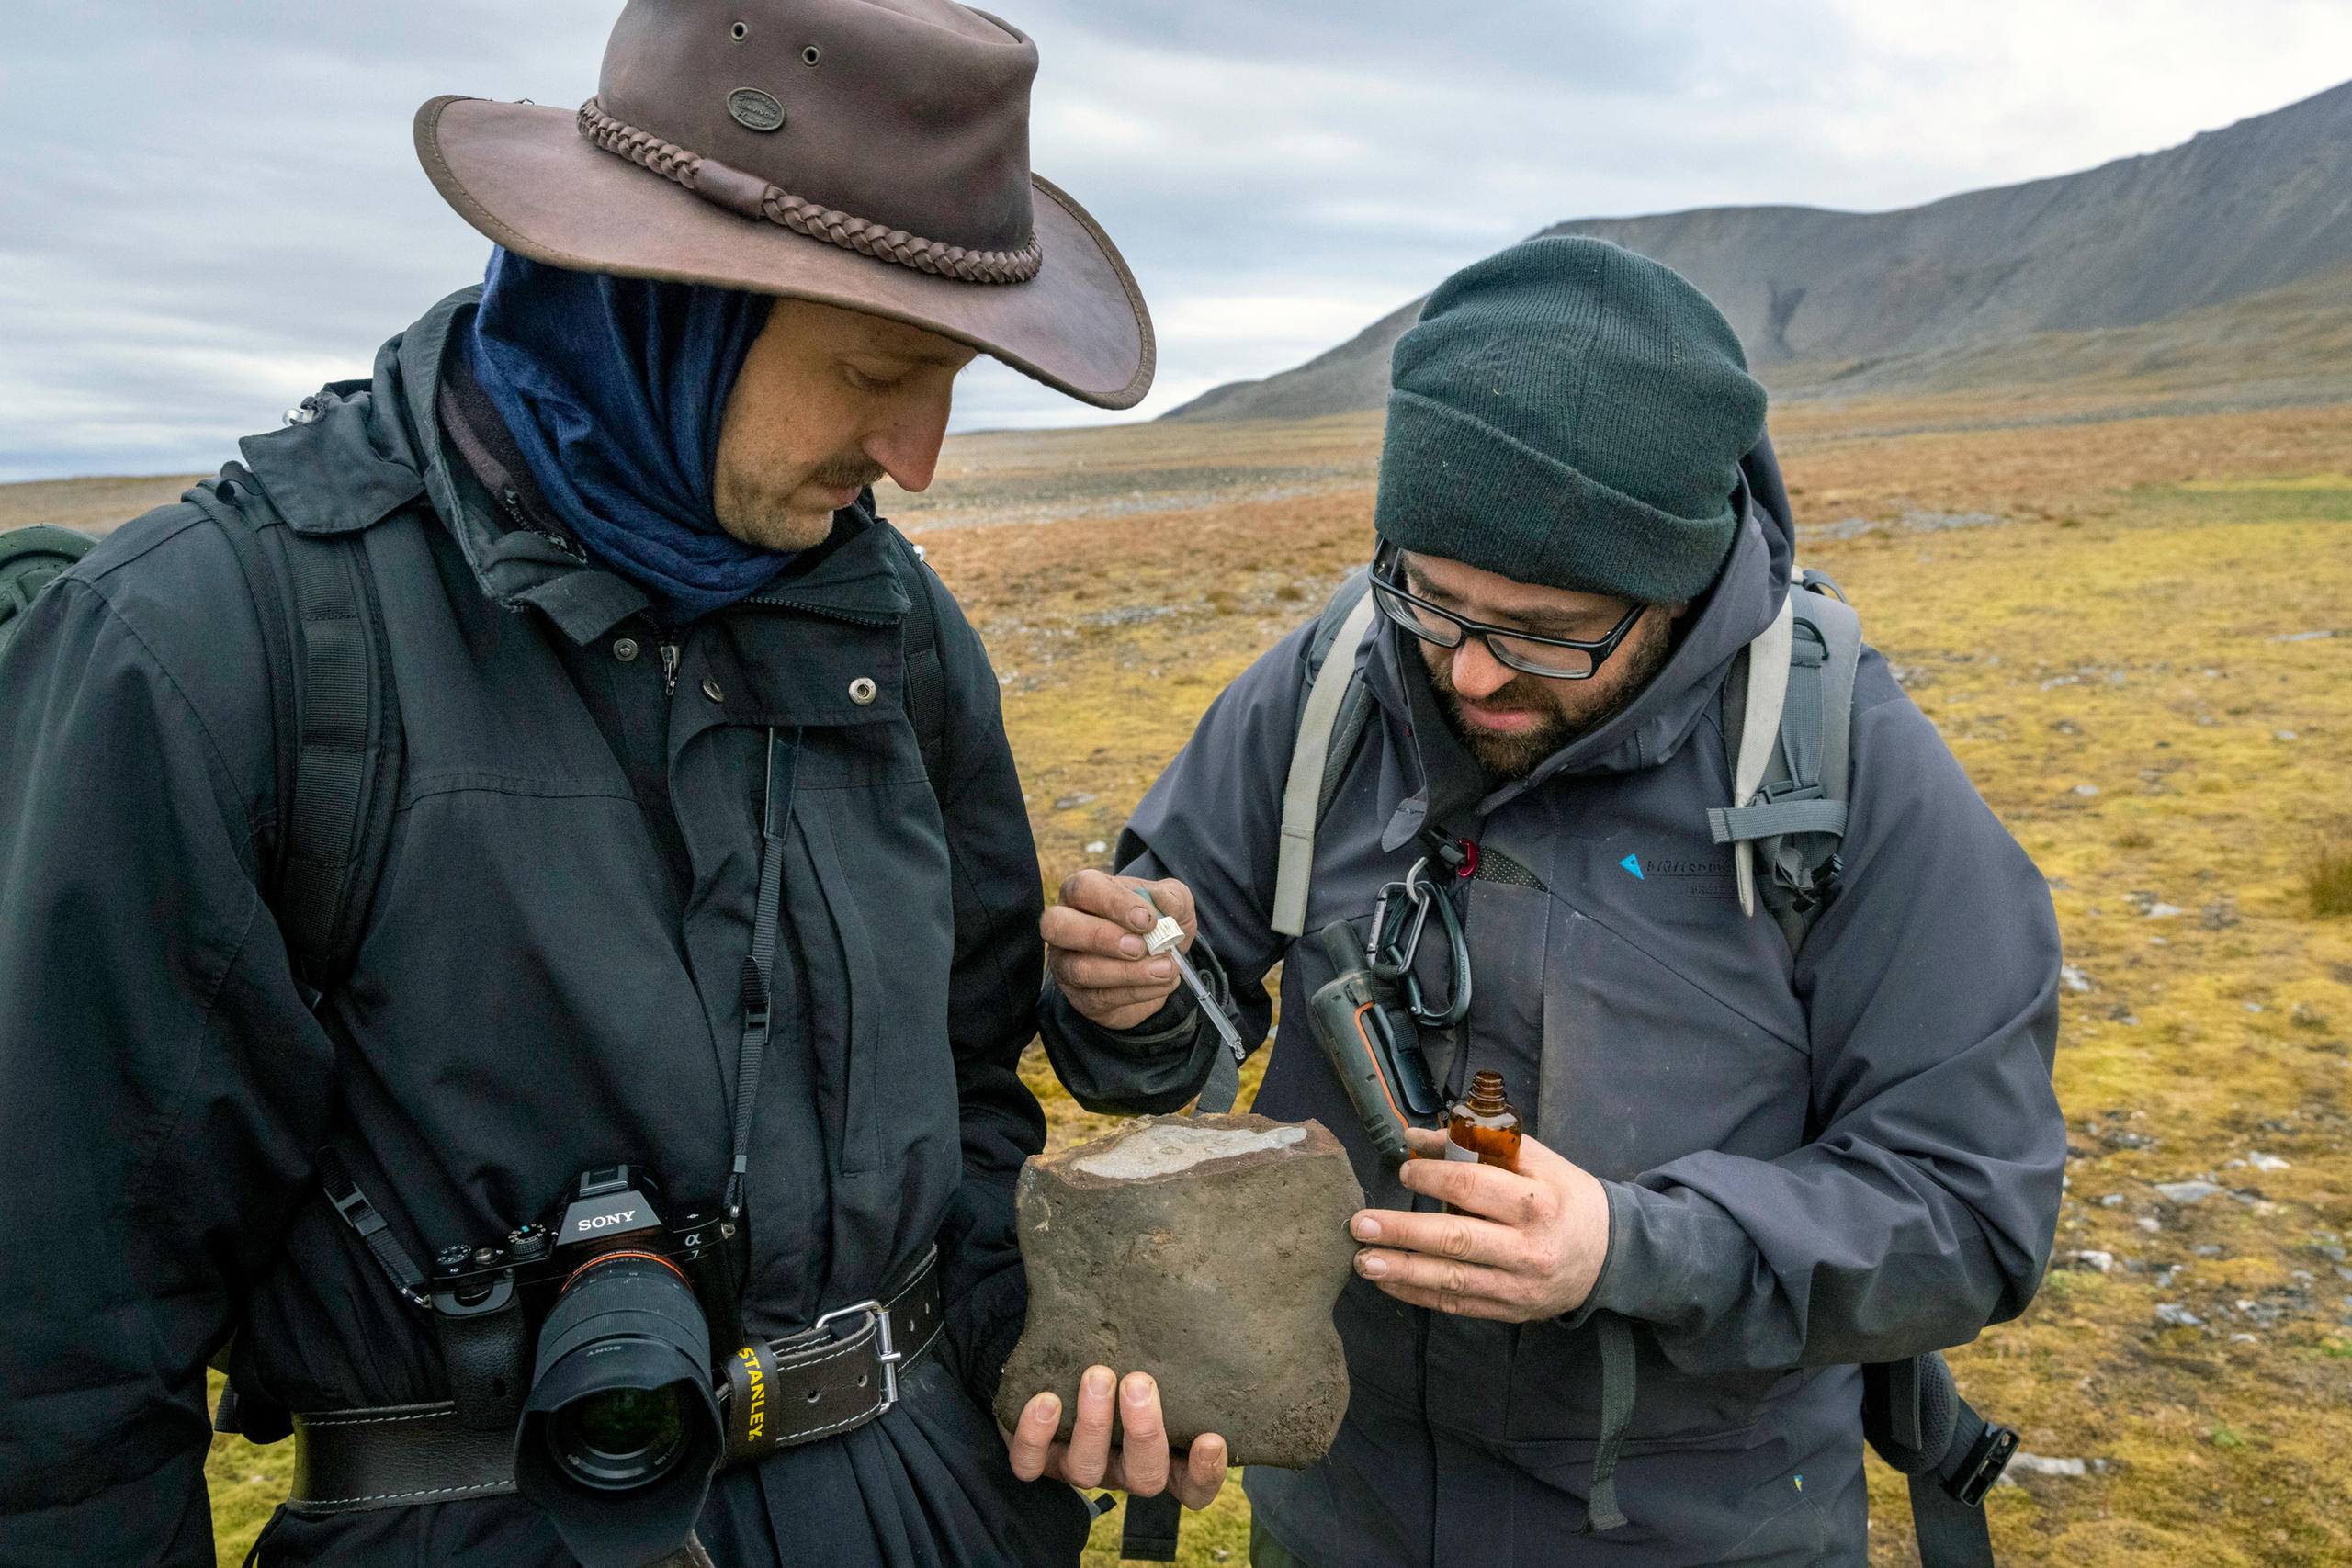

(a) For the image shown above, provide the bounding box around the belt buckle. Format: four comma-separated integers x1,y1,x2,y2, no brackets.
813,1298,899,1411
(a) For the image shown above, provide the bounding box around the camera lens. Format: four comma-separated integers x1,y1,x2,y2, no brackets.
514,1251,724,1568
548,1384,689,1489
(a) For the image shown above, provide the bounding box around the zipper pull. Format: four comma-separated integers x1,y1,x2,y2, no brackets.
660,639,680,697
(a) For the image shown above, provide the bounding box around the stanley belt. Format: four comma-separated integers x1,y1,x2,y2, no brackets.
288,1254,943,1513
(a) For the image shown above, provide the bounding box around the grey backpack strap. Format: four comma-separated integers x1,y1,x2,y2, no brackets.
1272,575,1379,937
1713,596,1792,918
1708,573,1863,953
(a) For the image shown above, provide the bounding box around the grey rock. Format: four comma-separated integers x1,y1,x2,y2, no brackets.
993,1113,1363,1470
2155,1180,2224,1203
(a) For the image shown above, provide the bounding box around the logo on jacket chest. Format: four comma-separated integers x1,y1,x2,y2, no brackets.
1619,852,1737,899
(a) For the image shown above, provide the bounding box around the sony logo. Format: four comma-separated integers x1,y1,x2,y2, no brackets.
575,1209,639,1232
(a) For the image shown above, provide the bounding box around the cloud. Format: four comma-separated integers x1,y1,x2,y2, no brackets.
3,1,2348,473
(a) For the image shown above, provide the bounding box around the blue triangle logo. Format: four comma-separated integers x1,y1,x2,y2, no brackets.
1619,854,1645,879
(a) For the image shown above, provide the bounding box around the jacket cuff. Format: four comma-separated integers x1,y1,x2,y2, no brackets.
1561,1178,1751,1333
1036,976,1224,1116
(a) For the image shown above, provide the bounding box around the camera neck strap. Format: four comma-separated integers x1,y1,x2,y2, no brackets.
728,726,804,1222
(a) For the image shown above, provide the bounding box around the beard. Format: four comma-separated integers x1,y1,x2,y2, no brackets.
1426,613,1678,781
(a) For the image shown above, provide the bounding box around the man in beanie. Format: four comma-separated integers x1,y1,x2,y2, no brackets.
1037,237,2064,1566
0,3,1224,1564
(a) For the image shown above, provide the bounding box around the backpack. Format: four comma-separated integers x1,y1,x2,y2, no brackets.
0,525,97,664
0,477,952,1003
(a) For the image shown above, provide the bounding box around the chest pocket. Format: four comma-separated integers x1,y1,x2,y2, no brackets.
1537,902,1814,1180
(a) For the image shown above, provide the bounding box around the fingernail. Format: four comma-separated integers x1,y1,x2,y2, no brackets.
1124,1373,1155,1404
1085,1367,1114,1397
1119,935,1144,957
1148,959,1172,978
1358,1254,1388,1279
1351,1214,1381,1241
1127,907,1152,929
1029,1393,1058,1422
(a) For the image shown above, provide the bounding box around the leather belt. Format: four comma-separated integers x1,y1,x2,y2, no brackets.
289,1252,943,1513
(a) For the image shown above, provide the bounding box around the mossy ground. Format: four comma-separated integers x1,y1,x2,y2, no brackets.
202,400,2352,1565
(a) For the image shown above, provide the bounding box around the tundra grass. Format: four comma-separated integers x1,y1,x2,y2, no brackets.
198,404,2352,1565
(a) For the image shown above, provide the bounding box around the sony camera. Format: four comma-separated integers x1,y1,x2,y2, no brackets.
428,1166,743,1568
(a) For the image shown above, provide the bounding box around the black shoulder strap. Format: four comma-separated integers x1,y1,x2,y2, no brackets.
872,511,951,794
1862,1351,2019,1568
191,468,402,1003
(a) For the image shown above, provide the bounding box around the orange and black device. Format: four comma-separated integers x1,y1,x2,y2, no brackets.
1306,922,1443,1168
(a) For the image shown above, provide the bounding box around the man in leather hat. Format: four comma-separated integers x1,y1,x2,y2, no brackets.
0,3,1223,1563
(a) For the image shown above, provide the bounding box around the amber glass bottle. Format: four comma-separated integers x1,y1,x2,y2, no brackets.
1442,1070,1522,1213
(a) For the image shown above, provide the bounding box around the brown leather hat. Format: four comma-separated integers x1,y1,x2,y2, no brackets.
416,0,1153,409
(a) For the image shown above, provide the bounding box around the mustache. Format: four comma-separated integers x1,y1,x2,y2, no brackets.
808,454,888,491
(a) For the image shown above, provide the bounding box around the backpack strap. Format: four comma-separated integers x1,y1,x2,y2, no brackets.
1271,574,1378,937
189,470,403,1004
1714,595,1794,919
869,510,953,794
1862,1350,2019,1568
1708,572,1863,953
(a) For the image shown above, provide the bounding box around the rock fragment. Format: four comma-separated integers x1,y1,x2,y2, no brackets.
993,1114,1363,1470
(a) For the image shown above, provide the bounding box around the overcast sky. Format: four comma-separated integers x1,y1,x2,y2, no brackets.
6,0,2350,480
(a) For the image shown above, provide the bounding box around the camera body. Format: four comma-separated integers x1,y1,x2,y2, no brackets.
429,1167,742,1568
425,1164,741,1348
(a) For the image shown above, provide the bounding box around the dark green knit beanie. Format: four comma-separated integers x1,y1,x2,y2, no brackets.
1374,236,1767,604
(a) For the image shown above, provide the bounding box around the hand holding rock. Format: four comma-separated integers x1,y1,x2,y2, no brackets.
1001,1366,1227,1507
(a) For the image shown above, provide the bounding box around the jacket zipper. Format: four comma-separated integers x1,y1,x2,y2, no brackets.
660,639,680,697
741,593,898,627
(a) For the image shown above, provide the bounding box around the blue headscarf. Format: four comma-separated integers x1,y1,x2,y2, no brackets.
465,248,790,625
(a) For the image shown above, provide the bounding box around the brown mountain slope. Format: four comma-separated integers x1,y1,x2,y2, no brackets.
1166,78,2352,423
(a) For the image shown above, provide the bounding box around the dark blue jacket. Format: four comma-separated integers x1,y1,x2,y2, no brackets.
0,290,1089,1566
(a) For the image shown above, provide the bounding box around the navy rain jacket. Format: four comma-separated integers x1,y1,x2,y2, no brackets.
0,289,1091,1566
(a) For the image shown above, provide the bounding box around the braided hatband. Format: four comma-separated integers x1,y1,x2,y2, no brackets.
578,98,1042,285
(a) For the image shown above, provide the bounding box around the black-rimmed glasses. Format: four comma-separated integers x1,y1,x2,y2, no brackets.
1369,543,1647,680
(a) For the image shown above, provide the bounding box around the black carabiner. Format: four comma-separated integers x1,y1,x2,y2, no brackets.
1367,856,1474,1031
1402,875,1473,1030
